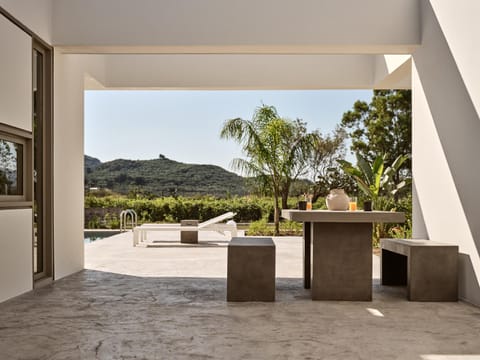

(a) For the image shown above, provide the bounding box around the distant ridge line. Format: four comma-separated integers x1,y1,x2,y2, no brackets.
84,154,247,197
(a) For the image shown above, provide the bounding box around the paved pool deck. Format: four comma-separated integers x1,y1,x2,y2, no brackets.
0,231,479,359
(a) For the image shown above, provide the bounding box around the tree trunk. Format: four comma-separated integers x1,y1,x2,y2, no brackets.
274,194,280,236
281,190,289,210
281,179,291,209
312,188,321,204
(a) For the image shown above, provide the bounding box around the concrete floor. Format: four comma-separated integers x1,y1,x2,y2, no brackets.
1,232,480,360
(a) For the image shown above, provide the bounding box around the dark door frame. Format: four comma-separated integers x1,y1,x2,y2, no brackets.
32,38,54,285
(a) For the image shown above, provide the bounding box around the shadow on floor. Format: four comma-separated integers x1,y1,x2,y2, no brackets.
25,270,409,305
143,240,230,248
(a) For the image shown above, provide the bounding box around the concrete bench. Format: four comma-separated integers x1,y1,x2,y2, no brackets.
227,237,275,302
380,238,458,301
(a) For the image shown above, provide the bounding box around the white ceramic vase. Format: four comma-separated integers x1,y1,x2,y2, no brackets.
326,189,349,211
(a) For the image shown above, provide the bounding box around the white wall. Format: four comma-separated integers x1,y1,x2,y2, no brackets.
0,210,33,302
52,0,419,54
0,0,52,44
53,54,106,280
0,14,33,302
412,0,480,305
428,1,480,117
0,14,32,131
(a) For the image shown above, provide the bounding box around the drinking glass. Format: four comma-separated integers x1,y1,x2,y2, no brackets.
306,195,313,210
349,197,357,211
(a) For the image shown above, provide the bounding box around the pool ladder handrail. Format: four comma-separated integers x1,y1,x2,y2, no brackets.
120,209,137,232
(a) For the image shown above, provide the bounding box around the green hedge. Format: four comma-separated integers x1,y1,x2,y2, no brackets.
85,195,302,225
85,194,412,243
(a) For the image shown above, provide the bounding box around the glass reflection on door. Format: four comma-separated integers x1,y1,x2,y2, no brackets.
0,139,23,196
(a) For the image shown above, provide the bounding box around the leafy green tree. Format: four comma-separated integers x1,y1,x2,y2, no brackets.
220,105,315,235
0,169,9,195
305,127,356,201
278,118,317,209
244,174,274,197
341,90,411,181
0,140,17,195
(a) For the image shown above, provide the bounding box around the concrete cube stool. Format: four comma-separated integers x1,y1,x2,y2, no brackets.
227,237,276,302
180,220,198,244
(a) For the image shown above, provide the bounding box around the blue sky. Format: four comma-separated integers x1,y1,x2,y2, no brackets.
84,90,372,172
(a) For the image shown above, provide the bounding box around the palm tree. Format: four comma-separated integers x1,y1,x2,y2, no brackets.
220,105,315,235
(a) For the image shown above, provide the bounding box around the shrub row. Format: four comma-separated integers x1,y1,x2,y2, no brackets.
85,195,303,226
85,195,412,244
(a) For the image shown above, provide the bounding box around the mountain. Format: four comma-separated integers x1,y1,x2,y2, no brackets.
84,155,247,197
85,155,102,173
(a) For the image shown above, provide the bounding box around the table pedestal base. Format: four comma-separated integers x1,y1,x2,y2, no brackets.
312,222,372,301
303,222,311,289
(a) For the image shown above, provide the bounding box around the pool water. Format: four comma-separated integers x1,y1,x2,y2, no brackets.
84,235,108,243
84,231,120,243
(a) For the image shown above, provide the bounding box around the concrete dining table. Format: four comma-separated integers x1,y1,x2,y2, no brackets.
281,209,405,301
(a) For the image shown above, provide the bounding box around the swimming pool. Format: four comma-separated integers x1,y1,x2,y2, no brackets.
84,230,121,243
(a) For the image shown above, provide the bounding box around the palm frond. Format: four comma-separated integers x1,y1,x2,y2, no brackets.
356,153,373,185
372,156,384,193
230,158,262,178
354,175,374,198
391,154,410,172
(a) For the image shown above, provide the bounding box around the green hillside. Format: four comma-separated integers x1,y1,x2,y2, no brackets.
84,155,247,197
85,155,102,173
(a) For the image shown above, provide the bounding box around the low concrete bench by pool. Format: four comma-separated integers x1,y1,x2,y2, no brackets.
227,237,275,302
380,238,458,301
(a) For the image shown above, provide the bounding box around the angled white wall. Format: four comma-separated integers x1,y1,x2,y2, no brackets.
428,1,480,116
412,0,480,305
373,55,411,89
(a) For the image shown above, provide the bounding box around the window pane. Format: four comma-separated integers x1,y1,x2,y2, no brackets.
0,139,23,195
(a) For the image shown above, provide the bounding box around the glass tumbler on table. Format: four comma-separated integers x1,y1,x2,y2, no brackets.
306,195,313,210
349,197,357,211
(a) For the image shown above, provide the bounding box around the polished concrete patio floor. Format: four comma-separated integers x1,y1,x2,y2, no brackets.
1,232,480,359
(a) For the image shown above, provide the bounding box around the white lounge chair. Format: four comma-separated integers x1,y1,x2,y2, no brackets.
133,211,237,246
